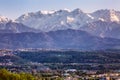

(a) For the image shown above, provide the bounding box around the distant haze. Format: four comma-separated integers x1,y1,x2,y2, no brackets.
0,0,119,19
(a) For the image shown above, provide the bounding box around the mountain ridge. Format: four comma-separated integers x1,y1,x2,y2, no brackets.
16,9,120,32
0,29,120,50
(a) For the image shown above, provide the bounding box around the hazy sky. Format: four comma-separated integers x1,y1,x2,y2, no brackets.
0,0,119,19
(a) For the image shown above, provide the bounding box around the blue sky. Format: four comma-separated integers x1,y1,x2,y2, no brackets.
0,0,119,19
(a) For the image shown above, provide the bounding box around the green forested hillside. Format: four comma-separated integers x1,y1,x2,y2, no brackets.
16,50,120,64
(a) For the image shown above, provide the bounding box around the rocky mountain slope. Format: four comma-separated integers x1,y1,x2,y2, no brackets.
16,9,120,32
0,29,120,50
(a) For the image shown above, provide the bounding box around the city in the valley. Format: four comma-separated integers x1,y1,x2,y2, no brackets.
0,48,119,80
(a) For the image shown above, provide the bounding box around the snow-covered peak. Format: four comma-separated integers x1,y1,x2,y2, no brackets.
55,9,70,15
63,8,71,12
109,10,119,22
0,16,10,23
71,8,83,14
39,10,56,15
92,9,120,22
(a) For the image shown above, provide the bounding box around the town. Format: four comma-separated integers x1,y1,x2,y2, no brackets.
0,49,120,80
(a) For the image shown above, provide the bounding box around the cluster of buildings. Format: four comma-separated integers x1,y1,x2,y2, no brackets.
62,69,120,80
0,49,14,66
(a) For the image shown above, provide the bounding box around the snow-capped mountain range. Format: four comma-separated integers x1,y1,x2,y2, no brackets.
16,9,120,31
1,9,120,33
0,9,120,49
15,9,120,39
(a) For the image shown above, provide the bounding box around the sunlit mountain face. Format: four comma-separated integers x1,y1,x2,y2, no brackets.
16,9,120,32
0,9,120,50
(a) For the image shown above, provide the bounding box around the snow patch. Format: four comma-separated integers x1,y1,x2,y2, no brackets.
60,21,65,25
110,13,119,22
67,16,74,23
40,10,55,14
87,14,94,19
98,18,105,21
63,8,71,12
100,33,105,38
0,16,10,23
